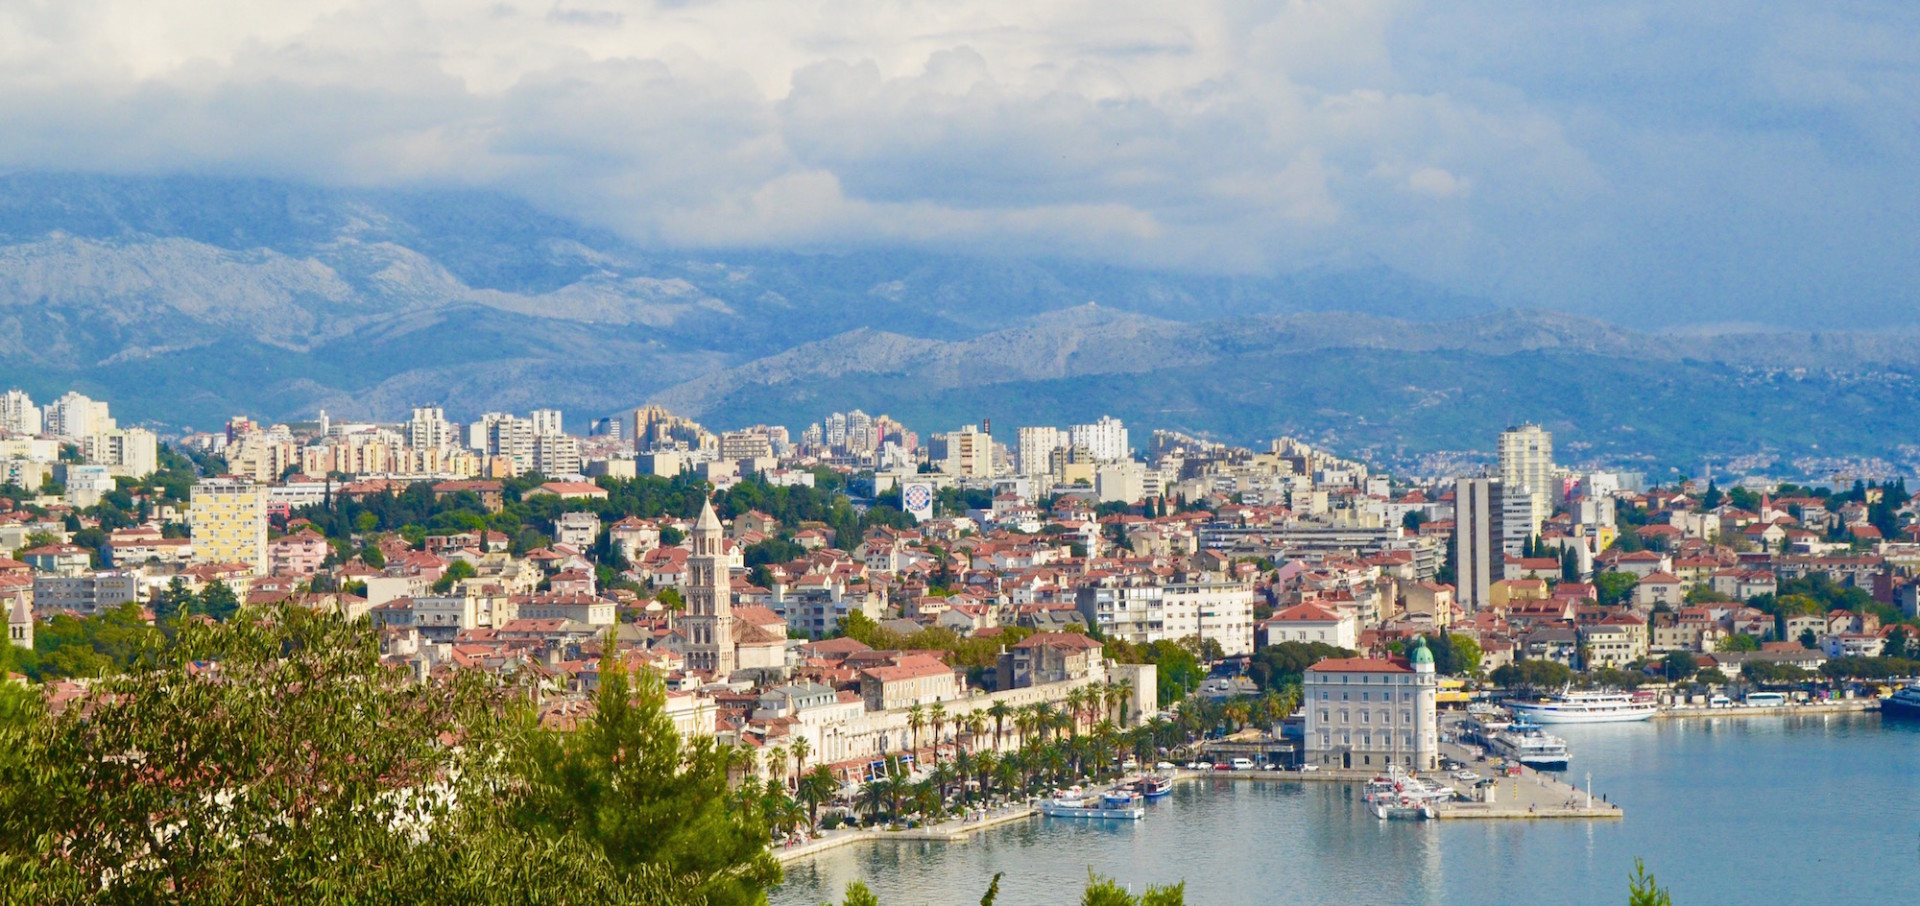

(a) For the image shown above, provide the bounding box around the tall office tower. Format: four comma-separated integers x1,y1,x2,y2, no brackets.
1069,415,1130,462
408,406,454,450
682,498,735,677
1454,477,1501,611
1499,424,1555,534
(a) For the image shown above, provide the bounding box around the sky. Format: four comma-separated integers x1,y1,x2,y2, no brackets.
2,0,1918,328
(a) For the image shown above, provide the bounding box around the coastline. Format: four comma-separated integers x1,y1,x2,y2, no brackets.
774,804,1037,865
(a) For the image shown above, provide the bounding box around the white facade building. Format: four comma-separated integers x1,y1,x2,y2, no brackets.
1069,416,1130,462
1303,640,1439,772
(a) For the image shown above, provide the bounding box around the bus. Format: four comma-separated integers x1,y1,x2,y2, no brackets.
1744,692,1788,707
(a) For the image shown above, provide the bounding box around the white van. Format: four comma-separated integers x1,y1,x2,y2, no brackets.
1708,695,1733,708
1231,758,1255,771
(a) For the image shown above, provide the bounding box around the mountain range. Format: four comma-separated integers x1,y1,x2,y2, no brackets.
2,172,1916,475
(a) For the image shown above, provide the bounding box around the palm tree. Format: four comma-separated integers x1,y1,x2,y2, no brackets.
798,765,838,831
767,744,788,784
965,712,989,752
907,704,926,759
860,776,891,824
987,700,1012,752
789,735,812,786
1014,705,1038,750
1033,702,1057,744
1110,677,1134,726
929,703,948,763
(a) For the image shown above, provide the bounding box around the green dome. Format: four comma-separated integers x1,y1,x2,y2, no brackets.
1410,636,1434,666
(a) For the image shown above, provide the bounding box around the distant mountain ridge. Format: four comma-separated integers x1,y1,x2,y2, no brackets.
0,172,1916,472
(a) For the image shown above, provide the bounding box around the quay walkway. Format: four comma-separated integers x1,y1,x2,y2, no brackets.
1657,699,1876,719
773,803,1035,864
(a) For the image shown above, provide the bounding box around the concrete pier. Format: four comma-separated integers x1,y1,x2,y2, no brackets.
773,804,1036,864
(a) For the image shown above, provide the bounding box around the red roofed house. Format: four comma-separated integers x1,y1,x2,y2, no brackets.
859,654,959,712
997,631,1104,688
526,481,610,502
1303,638,1438,771
1262,603,1358,649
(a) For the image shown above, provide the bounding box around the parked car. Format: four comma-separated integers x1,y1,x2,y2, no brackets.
1296,763,1320,772
1230,758,1255,771
1212,762,1233,772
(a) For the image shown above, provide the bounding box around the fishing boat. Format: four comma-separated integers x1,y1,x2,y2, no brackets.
1038,787,1146,820
1490,722,1571,771
1507,687,1656,724
1131,775,1175,799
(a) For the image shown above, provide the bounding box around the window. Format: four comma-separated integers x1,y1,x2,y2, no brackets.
1361,691,1370,702
1360,710,1369,723
1402,710,1411,724
1320,710,1329,722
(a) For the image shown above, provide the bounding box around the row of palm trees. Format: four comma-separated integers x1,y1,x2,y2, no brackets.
731,673,1308,840
743,680,1307,835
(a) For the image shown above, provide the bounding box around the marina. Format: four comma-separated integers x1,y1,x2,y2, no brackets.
773,713,1915,906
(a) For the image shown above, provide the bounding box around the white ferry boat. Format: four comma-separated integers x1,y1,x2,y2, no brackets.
1507,688,1656,724
1490,723,1571,770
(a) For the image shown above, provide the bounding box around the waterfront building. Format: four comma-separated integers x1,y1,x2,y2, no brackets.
1303,638,1438,771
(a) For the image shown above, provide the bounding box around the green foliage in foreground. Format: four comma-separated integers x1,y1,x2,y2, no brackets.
0,606,760,905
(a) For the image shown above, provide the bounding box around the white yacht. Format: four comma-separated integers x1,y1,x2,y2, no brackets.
1508,688,1656,724
1490,723,1571,770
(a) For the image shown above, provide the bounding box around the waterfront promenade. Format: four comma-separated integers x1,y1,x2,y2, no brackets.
1655,698,1876,719
775,804,1036,864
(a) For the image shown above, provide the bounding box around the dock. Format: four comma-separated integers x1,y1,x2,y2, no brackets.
773,804,1035,864
1429,714,1621,819
1655,699,1876,720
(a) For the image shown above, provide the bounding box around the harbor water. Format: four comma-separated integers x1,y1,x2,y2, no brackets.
773,713,1920,905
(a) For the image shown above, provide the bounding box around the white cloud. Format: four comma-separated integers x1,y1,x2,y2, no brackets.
0,0,1915,325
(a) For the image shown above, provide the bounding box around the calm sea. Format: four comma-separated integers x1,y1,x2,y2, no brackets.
773,714,1920,905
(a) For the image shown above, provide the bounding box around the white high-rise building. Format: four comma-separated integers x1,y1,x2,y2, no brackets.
532,432,581,476
408,406,455,450
84,428,159,478
1498,424,1554,531
45,392,114,441
487,417,536,474
531,409,564,437
0,391,41,436
1069,416,1130,462
1017,426,1067,478
934,425,994,479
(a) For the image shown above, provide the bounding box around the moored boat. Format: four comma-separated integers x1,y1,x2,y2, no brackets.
1039,787,1146,820
1131,775,1174,799
1508,687,1656,724
1490,722,1571,771
1882,685,1920,719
